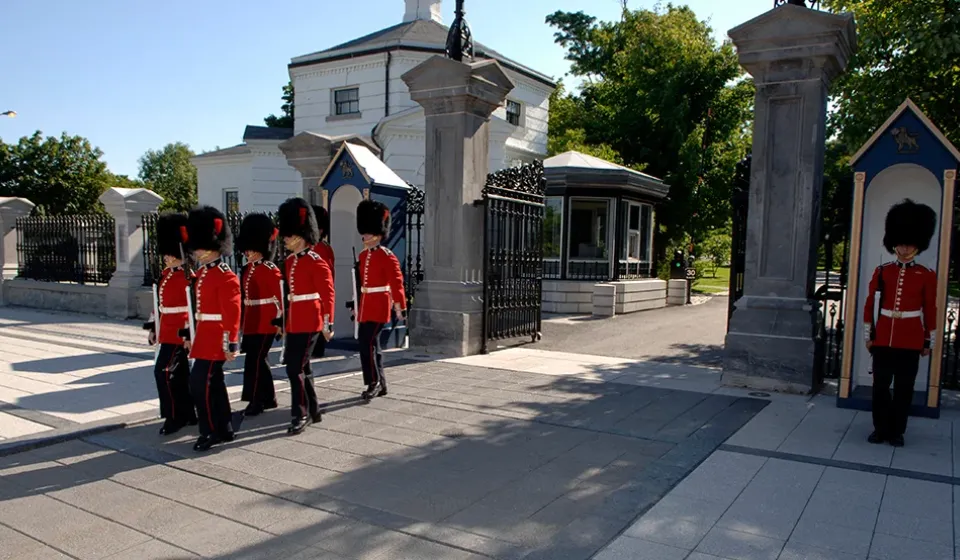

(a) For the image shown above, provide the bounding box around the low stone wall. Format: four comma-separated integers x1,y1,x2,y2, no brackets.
544,279,668,317
667,279,688,305
1,278,152,320
542,281,595,314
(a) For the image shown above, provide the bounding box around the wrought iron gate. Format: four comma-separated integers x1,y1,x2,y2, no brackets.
480,161,546,353
728,155,750,328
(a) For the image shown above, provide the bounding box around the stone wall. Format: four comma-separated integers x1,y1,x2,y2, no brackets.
544,279,669,317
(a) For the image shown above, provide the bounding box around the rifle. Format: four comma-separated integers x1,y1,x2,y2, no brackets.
151,283,161,361
869,266,885,359
181,246,197,368
346,247,360,339
278,277,286,365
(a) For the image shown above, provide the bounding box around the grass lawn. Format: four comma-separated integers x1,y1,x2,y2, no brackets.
693,265,731,294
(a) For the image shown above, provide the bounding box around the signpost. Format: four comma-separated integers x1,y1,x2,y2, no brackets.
685,266,697,304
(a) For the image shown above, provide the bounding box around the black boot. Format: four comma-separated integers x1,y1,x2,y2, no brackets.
361,383,380,401
244,403,264,417
867,431,886,444
288,416,310,435
311,411,323,424
377,385,388,397
193,435,220,452
889,434,905,447
159,419,185,436
262,400,278,411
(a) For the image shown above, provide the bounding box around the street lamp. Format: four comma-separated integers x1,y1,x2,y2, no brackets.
1,111,16,118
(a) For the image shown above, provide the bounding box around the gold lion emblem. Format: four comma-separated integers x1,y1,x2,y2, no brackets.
890,127,919,153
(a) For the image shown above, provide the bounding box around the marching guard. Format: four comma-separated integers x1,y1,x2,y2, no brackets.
311,205,335,358
277,198,336,435
236,213,282,416
864,199,938,447
143,212,198,435
354,199,406,401
184,206,243,451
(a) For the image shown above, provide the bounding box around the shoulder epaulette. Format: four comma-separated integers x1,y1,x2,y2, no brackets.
218,262,232,273
307,250,321,261
381,247,395,257
264,261,279,270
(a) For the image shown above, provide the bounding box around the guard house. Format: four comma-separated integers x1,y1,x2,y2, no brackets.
317,142,420,350
541,151,670,314
839,99,960,418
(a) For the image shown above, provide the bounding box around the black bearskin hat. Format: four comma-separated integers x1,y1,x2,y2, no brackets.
883,199,937,254
236,213,279,259
186,205,232,254
312,205,329,237
357,199,390,237
277,197,319,246
155,212,188,258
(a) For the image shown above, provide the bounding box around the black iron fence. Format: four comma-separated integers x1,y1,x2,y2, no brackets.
939,210,960,390
480,161,545,352
404,188,425,303
16,214,116,285
812,233,849,391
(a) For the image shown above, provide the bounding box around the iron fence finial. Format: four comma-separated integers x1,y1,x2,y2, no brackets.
445,0,474,62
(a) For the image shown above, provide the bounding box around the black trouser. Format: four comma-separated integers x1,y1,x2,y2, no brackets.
285,333,320,419
154,343,196,424
359,322,386,389
190,359,233,438
241,334,277,406
311,333,327,358
872,346,921,437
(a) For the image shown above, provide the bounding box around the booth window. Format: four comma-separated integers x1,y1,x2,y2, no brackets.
568,198,611,279
544,197,563,278
334,87,360,116
619,201,654,277
224,190,239,214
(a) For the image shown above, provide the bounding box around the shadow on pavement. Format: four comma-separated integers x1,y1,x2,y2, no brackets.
0,361,768,559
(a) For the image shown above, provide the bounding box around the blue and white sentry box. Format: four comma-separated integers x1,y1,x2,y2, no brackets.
839,99,960,418
317,141,421,351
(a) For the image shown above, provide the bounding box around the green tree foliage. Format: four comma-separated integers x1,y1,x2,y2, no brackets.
823,0,960,149
264,81,295,129
545,4,754,252
0,131,113,215
138,142,198,212
701,228,733,276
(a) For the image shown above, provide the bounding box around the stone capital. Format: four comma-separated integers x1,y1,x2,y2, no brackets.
729,5,857,85
0,198,35,292
401,56,515,119
99,188,163,224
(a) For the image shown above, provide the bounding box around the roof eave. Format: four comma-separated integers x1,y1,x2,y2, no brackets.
545,167,670,199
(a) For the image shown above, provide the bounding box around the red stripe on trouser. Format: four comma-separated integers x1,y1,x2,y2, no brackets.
205,361,215,433
165,347,177,421
369,328,378,385
299,340,309,414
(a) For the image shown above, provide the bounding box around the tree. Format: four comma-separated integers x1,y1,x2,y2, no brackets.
138,142,198,211
0,131,113,215
700,228,732,276
823,0,960,149
545,5,754,256
264,81,294,129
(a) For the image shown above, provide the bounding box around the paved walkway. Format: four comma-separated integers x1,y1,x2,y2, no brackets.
537,295,728,367
0,307,405,445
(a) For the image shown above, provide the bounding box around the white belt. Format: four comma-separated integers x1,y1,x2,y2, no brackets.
289,293,319,302
244,298,277,306
880,309,922,319
361,286,390,294
196,313,222,321
160,306,189,314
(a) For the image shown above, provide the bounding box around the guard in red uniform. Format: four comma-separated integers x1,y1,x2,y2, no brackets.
143,212,198,435
237,213,282,417
354,199,406,401
185,206,242,451
311,205,335,358
864,199,938,447
278,198,335,435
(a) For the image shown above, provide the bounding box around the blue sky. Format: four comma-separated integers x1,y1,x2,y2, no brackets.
0,0,772,177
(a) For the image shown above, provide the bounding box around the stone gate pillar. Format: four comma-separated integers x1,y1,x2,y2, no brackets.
100,187,163,319
0,197,35,306
722,4,857,392
402,56,515,356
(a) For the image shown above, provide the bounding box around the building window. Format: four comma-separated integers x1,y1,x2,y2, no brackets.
334,87,360,115
544,197,563,260
506,100,522,126
619,201,654,277
224,190,239,214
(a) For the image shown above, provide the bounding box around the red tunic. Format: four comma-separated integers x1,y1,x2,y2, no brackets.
285,249,335,334
189,260,242,361
357,245,406,324
863,260,938,351
151,266,193,345
313,241,335,277
241,260,283,335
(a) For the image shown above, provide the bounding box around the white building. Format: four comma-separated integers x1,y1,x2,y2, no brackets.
194,0,556,213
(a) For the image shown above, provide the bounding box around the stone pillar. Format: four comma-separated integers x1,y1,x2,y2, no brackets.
100,187,163,319
722,5,856,392
402,56,515,356
0,197,36,306
279,132,383,204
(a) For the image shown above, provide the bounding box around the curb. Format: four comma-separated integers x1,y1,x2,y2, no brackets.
0,414,157,458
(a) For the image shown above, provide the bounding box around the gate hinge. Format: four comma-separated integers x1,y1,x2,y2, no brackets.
472,199,484,207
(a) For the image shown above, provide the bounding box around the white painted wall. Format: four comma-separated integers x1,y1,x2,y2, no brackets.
194,155,252,211
248,143,302,213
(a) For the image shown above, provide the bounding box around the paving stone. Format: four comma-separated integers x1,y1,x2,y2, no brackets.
801,483,881,532
0,524,73,560
156,514,273,557
685,553,727,560
832,412,894,467
788,518,873,557
593,535,689,560
778,541,865,560
624,493,729,549
695,527,785,560
874,509,954,546
881,476,953,521
654,395,738,440
725,403,809,451
868,532,954,560
777,406,855,459
101,539,199,559
671,451,766,505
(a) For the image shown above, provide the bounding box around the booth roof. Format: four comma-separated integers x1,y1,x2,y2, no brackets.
544,151,670,199
320,142,411,190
